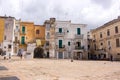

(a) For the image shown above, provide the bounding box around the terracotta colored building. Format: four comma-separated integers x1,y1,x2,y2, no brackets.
0,18,5,49
34,25,45,46
20,22,35,50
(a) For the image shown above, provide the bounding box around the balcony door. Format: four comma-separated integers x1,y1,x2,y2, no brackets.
77,42,81,48
77,28,81,35
59,28,62,33
22,26,25,33
59,40,62,48
21,36,25,44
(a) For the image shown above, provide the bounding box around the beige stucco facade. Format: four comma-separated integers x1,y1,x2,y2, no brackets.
91,16,120,60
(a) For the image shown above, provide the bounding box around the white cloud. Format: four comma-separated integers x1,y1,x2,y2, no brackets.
0,0,120,29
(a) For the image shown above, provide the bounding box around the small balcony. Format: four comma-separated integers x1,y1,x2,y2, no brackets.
56,45,66,51
20,31,26,35
55,32,65,37
74,46,84,52
45,45,51,49
75,46,84,50
75,34,83,39
13,40,20,44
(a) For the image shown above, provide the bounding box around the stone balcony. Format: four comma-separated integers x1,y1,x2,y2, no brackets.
75,46,84,50
56,45,66,51
13,40,20,44
74,46,84,52
55,32,65,37
20,31,26,35
74,34,84,39
45,45,52,49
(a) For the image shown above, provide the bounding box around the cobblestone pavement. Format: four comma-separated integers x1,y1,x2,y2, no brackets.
0,56,120,80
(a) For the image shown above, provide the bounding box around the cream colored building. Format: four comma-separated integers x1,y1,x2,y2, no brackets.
44,18,56,58
90,16,120,60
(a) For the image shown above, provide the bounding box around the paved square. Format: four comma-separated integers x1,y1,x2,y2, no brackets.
0,57,120,80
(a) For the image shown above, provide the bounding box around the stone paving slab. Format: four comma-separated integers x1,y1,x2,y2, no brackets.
0,56,120,80
0,76,20,80
0,66,8,70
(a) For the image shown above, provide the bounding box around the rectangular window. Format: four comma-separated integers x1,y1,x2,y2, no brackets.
108,41,110,46
59,40,62,48
15,37,18,42
100,32,102,38
4,36,6,40
115,26,118,33
107,29,110,36
21,36,25,44
59,28,62,33
16,26,18,29
94,44,96,50
8,45,11,49
46,41,49,46
116,38,120,47
67,30,69,33
22,26,25,33
101,43,103,46
77,28,81,35
68,42,70,46
36,30,40,34
94,35,95,38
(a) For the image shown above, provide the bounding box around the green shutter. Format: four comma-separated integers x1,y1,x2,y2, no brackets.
59,28,62,33
21,36,25,44
77,28,81,35
59,40,62,48
22,26,25,33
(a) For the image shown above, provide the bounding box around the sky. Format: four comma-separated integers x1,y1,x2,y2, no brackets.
0,0,120,29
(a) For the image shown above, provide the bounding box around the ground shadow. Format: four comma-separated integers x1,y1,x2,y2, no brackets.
0,76,20,80
0,66,8,70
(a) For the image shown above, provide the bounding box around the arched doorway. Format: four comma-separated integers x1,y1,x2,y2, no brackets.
34,47,44,58
0,48,3,55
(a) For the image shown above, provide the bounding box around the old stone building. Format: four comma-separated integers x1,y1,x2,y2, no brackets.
20,21,35,50
0,16,16,55
34,25,45,47
0,18,5,49
44,18,88,59
90,16,120,60
44,18,56,58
